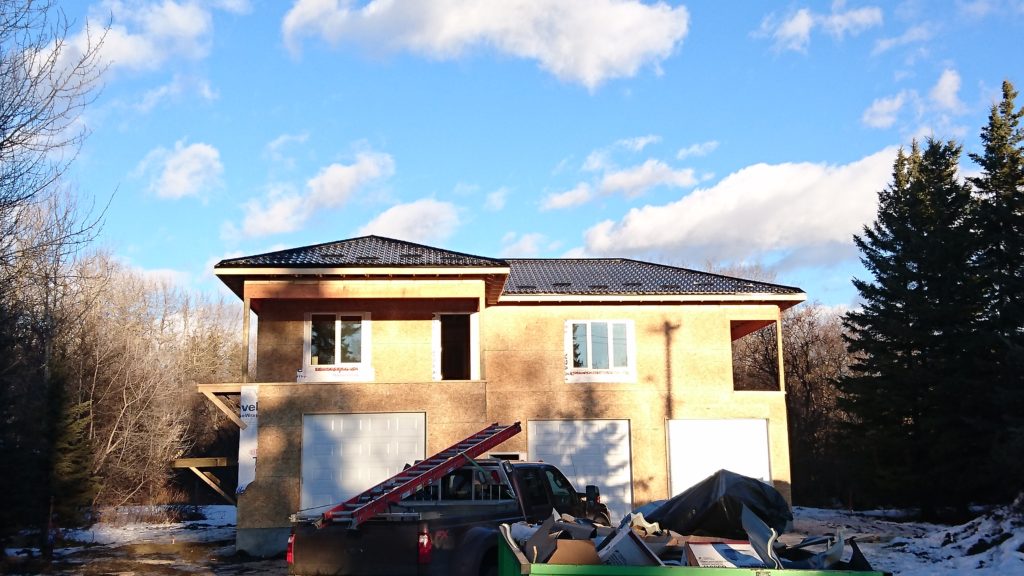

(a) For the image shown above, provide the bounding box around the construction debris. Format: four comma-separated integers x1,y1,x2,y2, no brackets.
498,470,882,573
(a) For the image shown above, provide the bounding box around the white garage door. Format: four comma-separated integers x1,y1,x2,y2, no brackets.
668,419,771,496
301,413,425,514
528,419,632,521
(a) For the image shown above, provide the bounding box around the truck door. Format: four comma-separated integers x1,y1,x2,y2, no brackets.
514,467,554,521
542,466,581,516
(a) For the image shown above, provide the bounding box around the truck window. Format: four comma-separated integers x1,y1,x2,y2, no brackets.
516,468,550,508
544,468,576,512
442,469,474,500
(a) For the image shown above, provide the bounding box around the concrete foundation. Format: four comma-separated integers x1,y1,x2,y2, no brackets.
236,526,291,557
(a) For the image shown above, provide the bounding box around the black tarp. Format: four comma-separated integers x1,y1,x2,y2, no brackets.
643,469,792,539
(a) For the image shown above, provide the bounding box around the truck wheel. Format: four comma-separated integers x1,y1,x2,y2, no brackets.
478,547,498,576
594,513,611,526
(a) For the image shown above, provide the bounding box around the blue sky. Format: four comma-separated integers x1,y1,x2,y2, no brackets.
62,0,1024,306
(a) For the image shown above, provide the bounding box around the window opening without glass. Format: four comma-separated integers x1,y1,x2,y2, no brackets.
730,319,781,391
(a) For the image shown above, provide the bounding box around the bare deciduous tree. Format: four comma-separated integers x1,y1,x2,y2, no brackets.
0,0,104,271
68,256,242,505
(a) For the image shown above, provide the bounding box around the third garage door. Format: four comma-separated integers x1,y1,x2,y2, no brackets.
668,418,771,496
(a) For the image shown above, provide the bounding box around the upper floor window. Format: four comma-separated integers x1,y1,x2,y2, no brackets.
564,320,636,383
301,312,373,382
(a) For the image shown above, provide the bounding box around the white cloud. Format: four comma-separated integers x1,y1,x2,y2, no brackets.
62,1,249,75
582,150,611,172
583,147,898,267
957,0,997,18
233,150,395,238
601,159,697,197
872,24,932,55
862,92,907,128
541,183,593,210
500,232,548,257
282,0,690,89
617,135,661,152
758,3,882,52
76,1,214,72
358,199,460,243
136,74,218,112
821,4,884,38
860,70,967,134
676,140,719,159
307,152,395,208
930,68,964,112
264,132,309,168
213,0,252,13
485,188,508,211
582,135,664,172
138,140,223,199
238,184,307,237
759,8,814,51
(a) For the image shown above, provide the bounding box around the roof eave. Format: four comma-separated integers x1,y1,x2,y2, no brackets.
497,292,808,307
214,265,513,301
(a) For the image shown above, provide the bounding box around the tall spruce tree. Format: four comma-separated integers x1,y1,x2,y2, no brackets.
841,140,984,516
969,80,1024,500
48,376,98,528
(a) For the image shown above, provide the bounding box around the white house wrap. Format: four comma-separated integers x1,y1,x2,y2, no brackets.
237,385,258,494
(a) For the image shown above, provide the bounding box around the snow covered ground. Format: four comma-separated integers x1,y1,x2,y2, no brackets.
60,505,239,548
5,499,1022,574
791,495,1024,575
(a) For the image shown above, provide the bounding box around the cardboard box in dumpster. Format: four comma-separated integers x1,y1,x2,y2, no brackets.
597,529,664,566
685,542,766,568
547,540,601,565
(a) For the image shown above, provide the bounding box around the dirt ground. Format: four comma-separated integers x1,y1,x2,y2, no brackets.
5,540,287,575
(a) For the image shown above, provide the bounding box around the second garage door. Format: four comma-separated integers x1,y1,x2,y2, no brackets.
301,412,425,514
528,419,632,521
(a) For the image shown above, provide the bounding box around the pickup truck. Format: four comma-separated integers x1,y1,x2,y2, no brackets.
287,458,611,576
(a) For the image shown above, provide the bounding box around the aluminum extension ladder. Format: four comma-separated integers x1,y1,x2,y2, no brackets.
321,421,522,528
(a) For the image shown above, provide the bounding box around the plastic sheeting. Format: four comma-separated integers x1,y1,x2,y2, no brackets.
643,469,793,539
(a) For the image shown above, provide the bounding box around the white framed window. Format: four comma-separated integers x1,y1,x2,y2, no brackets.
301,312,374,382
563,320,636,383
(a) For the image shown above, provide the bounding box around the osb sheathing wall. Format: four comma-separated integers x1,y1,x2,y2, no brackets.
238,289,791,531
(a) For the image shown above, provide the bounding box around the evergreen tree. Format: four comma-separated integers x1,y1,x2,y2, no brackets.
969,80,1024,500
48,379,98,527
840,140,984,516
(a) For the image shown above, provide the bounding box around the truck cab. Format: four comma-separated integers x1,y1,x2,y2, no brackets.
509,462,610,526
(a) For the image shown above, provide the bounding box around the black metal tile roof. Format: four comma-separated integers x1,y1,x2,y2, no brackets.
215,235,506,268
215,236,803,297
504,259,803,296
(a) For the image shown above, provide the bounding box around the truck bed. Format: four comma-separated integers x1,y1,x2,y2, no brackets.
291,499,523,576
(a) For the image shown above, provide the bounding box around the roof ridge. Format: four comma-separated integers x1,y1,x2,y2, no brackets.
216,235,507,268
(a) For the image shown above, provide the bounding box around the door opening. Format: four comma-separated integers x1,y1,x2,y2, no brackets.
440,314,471,380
